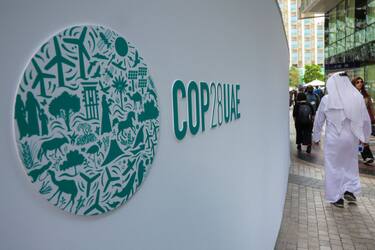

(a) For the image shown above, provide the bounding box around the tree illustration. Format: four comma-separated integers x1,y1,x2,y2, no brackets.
112,76,128,109
49,91,80,131
60,150,85,176
139,100,159,122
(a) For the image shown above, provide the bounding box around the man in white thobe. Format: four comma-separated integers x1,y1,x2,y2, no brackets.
313,72,371,207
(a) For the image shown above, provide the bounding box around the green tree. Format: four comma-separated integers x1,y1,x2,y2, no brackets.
303,64,324,83
49,91,80,131
60,150,85,176
289,66,300,87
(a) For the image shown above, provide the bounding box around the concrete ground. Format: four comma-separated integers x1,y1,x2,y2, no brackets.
275,118,375,250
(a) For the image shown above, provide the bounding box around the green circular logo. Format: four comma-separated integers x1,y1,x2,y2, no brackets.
14,25,159,215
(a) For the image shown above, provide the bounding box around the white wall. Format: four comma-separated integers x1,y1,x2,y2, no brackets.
0,0,289,249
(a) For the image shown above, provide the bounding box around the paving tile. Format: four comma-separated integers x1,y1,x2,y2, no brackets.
319,246,331,250
275,132,375,249
275,128,375,249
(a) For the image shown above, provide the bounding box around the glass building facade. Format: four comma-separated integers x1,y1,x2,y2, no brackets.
311,0,375,97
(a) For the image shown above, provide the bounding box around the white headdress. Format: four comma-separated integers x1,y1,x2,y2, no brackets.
325,72,368,142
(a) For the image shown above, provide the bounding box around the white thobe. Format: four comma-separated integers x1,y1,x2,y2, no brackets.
313,96,371,202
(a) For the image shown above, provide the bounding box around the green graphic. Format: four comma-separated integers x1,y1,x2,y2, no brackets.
14,25,160,215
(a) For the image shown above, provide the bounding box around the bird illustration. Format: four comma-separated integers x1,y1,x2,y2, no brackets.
87,144,100,167
132,50,141,68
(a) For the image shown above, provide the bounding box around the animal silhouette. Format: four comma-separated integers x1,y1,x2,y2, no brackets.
38,136,69,160
112,172,136,200
112,112,136,135
47,170,78,212
28,162,52,182
126,92,142,108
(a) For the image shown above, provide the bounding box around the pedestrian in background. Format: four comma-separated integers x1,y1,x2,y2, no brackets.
293,92,315,153
352,76,375,164
305,85,320,112
314,86,324,99
313,72,371,208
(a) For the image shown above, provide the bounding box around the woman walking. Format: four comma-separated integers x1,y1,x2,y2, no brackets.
352,76,375,164
313,72,371,207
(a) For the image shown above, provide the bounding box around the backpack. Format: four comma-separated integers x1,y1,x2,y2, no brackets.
306,93,319,111
298,104,312,124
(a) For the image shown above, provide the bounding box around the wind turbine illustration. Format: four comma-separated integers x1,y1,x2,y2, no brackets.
83,189,105,215
63,27,90,80
103,167,120,193
44,37,75,87
31,58,55,98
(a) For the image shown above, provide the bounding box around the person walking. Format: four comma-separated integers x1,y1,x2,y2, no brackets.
352,76,375,164
305,85,320,112
313,72,371,208
293,92,315,153
25,91,41,136
314,86,324,99
14,94,28,139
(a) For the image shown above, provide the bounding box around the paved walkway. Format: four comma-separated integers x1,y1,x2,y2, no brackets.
275,118,375,250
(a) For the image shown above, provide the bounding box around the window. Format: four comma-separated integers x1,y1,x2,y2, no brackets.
291,3,296,11
367,24,375,43
337,1,346,40
337,38,345,54
329,43,337,57
346,34,354,50
305,51,312,64
292,52,298,64
325,14,330,45
329,9,337,44
366,65,375,99
346,0,355,36
355,0,367,30
317,28,324,36
355,29,366,46
291,40,298,49
317,40,324,49
368,0,375,25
